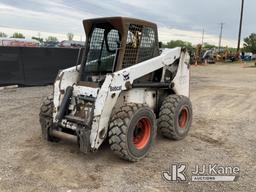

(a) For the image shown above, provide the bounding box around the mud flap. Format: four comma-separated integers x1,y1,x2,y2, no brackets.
77,126,91,153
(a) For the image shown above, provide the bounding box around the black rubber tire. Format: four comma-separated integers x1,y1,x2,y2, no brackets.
158,95,192,140
108,103,157,162
39,94,60,142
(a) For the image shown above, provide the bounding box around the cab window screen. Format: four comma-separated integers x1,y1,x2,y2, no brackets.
138,27,156,62
85,27,119,73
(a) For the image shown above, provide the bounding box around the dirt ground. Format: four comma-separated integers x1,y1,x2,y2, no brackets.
0,62,256,192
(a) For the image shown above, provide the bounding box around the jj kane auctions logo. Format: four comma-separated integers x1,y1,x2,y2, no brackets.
162,163,240,182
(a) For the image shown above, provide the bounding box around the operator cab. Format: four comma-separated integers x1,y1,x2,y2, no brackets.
79,17,160,85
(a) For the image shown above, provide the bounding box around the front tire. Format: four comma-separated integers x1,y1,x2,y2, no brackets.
39,94,60,142
108,103,157,162
158,95,192,140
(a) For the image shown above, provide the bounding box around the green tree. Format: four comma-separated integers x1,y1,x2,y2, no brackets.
0,32,7,37
203,43,216,49
45,36,58,42
11,32,25,38
67,33,74,41
227,47,237,53
243,33,256,53
32,36,43,43
163,40,193,49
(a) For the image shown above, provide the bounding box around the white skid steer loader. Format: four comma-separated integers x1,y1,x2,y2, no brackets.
39,17,192,161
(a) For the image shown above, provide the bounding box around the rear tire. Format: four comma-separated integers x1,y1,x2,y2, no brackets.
39,94,60,142
108,103,156,162
158,95,192,140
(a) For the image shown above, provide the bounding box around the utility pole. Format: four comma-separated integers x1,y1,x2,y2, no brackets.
237,0,244,53
202,28,205,46
218,22,224,53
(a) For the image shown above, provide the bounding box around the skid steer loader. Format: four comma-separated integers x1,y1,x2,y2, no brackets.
39,17,192,161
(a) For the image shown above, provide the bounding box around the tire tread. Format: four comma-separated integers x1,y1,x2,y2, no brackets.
158,95,192,140
108,103,147,162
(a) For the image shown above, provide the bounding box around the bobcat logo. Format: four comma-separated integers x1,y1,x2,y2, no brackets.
110,85,122,92
122,71,130,81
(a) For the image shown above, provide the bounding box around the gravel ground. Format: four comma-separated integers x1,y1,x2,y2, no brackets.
0,62,256,192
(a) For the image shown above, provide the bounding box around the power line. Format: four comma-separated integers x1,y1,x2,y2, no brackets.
218,22,224,52
202,28,205,46
237,0,244,53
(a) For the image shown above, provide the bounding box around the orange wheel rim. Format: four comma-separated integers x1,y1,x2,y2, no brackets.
179,107,188,128
133,118,151,150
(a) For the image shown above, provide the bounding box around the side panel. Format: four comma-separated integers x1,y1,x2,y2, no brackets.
172,51,190,97
123,89,156,109
53,66,79,122
53,66,99,123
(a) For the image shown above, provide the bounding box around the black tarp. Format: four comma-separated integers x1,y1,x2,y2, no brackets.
0,47,81,86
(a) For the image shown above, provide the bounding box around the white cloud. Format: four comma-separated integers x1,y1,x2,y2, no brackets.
115,0,188,24
158,27,237,47
0,2,96,34
1,0,254,47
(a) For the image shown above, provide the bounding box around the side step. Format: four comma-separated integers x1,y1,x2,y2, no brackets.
77,127,91,154
52,127,91,154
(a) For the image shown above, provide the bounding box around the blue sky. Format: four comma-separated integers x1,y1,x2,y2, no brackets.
0,0,255,47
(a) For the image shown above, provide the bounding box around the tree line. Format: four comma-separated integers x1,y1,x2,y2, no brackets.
161,33,256,54
0,32,75,43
